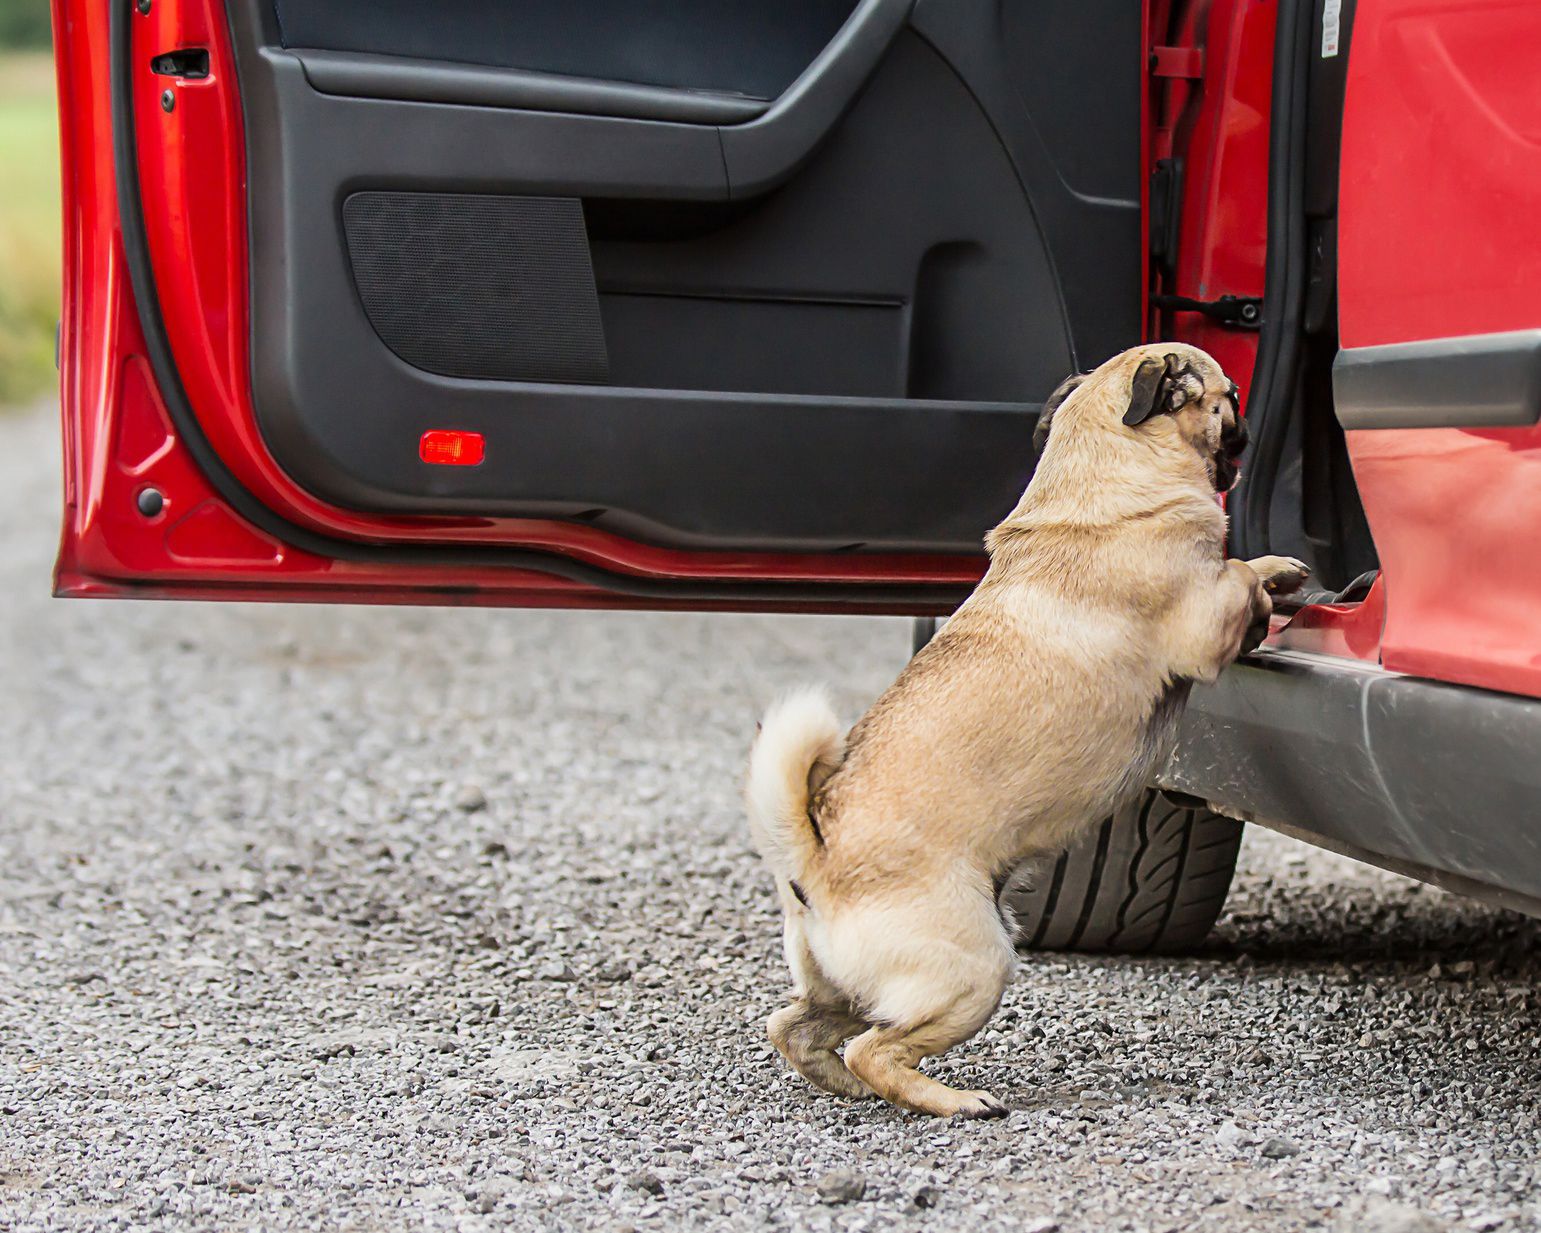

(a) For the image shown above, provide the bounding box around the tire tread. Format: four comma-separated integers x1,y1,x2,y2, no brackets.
1003,790,1243,956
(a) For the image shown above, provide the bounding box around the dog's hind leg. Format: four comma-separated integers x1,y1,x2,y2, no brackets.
767,918,872,1100
839,907,1014,1119
843,1001,1009,1119
768,998,871,1100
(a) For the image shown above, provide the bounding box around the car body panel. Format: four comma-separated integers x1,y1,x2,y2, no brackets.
1337,0,1541,698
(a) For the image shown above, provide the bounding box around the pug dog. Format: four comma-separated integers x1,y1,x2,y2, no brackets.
746,343,1307,1118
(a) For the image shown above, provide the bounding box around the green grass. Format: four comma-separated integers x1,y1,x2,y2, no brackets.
0,52,61,407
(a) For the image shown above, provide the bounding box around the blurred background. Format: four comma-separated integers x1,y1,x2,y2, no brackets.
0,0,57,408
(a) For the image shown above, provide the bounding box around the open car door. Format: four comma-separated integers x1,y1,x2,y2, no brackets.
54,0,1145,613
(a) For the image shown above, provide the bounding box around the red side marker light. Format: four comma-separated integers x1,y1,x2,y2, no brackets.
419,429,485,466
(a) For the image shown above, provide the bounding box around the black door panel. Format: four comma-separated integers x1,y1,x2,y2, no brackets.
224,0,1142,553
913,0,1144,374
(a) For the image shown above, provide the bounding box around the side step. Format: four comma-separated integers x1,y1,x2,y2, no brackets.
1159,650,1541,917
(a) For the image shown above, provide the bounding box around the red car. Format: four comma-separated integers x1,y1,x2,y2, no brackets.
50,0,1541,947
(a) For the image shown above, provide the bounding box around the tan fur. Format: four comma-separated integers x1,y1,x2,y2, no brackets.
745,343,1308,1118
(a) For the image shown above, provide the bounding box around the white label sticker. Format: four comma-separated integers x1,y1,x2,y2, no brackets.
1322,0,1343,57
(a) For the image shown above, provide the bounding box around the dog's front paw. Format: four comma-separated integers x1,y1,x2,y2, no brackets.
1249,555,1311,595
953,1091,1009,1120
1238,597,1273,658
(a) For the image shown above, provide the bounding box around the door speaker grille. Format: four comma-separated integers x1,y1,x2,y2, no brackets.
342,191,609,384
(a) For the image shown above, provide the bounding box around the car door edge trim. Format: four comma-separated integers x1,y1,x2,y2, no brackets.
1227,0,1313,561
1333,329,1541,430
109,0,974,608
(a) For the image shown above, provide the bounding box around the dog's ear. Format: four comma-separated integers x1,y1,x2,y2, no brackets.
1123,352,1190,428
1032,372,1086,453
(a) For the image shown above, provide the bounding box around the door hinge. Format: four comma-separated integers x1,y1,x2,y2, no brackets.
1152,293,1262,329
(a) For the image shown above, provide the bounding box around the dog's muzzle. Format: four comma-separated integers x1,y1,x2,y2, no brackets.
1216,416,1249,492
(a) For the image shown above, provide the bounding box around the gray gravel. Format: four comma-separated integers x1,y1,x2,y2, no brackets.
2,401,1539,1232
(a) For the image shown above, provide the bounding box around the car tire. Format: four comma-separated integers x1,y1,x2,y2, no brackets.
1000,790,1244,955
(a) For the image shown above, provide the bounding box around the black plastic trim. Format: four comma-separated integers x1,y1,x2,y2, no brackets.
908,0,1142,371
292,0,919,189
719,0,915,198
1159,649,1541,911
110,0,974,610
1229,0,1314,560
260,0,917,205
258,46,732,202
271,0,858,103
294,49,769,125
1334,330,1541,430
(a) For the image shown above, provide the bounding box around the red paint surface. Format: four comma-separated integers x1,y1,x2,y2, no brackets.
1272,576,1387,663
1338,0,1541,350
1151,0,1273,406
1338,0,1541,697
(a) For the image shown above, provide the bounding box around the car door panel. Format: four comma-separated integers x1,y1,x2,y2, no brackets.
234,21,1078,550
57,0,1145,607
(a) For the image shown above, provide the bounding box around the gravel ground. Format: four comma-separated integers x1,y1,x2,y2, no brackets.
2,401,1539,1233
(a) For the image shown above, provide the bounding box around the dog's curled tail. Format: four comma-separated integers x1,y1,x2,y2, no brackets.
746,688,846,883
